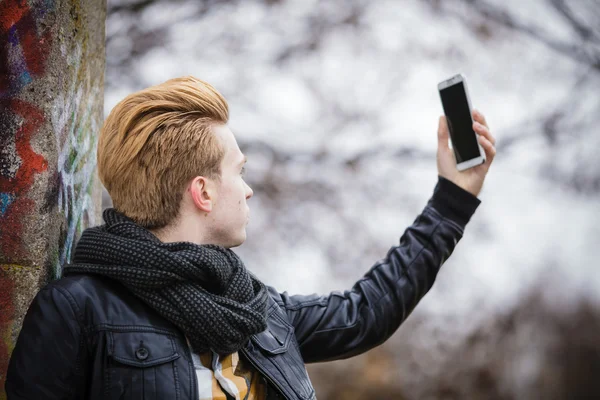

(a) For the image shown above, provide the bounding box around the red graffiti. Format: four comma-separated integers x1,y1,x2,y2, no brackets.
0,101,48,192
0,0,51,259
0,0,29,32
0,101,48,259
15,16,52,76
0,1,54,397
0,0,53,94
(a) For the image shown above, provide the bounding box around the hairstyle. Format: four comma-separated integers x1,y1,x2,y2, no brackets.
97,76,229,229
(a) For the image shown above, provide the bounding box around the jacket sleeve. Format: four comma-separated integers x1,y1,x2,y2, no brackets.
277,177,481,363
5,284,87,399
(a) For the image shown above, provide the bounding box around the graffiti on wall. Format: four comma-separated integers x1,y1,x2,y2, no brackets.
0,0,52,260
0,1,102,396
51,39,100,276
0,0,99,274
0,0,55,395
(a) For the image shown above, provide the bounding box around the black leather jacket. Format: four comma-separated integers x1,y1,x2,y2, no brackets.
6,178,479,400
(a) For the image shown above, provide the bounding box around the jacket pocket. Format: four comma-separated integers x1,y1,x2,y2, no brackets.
106,330,181,400
252,308,293,355
251,307,316,400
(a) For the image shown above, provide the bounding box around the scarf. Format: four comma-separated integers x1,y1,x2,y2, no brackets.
63,208,268,355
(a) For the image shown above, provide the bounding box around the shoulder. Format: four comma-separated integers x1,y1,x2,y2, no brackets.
48,273,122,293
35,274,126,325
42,272,174,330
45,273,130,306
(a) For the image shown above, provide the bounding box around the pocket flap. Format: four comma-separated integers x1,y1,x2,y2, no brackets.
251,309,293,355
109,331,180,367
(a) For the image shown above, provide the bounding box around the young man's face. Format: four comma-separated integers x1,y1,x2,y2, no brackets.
207,124,253,248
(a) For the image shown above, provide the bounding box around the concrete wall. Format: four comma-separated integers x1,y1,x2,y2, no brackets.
0,0,106,397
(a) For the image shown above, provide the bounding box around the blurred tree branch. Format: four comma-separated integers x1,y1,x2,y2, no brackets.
106,0,599,192
447,0,600,70
428,0,600,193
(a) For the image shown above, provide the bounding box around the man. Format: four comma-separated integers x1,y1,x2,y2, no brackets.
6,76,495,399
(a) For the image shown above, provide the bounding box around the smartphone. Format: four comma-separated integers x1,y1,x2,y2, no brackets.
437,74,485,171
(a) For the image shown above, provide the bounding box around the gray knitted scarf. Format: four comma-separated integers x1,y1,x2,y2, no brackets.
63,208,268,355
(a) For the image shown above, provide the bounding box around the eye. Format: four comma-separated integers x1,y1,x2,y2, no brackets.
240,166,246,176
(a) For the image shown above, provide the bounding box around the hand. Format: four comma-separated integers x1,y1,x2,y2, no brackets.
437,110,496,197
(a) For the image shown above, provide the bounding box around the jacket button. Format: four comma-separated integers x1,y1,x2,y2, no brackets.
135,347,149,361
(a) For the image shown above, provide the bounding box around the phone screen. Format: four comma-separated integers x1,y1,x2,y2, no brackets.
439,82,480,163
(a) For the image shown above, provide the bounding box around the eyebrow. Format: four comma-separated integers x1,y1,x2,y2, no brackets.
238,155,247,167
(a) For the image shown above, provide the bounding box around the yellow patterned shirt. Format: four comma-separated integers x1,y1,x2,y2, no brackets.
187,339,267,400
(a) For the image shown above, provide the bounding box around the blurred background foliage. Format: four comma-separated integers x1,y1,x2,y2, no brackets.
104,0,600,398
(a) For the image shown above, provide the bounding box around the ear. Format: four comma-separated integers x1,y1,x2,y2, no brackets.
189,176,217,213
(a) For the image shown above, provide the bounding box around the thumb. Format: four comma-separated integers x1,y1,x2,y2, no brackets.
438,116,450,149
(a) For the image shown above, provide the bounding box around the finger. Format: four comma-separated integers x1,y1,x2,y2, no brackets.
478,135,496,163
473,121,496,146
438,116,450,149
472,109,488,129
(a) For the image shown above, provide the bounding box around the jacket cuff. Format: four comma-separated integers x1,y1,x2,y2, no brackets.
428,176,481,228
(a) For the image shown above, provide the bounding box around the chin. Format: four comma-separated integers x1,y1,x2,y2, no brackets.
227,231,247,249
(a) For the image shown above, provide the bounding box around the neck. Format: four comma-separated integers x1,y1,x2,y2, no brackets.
150,213,209,246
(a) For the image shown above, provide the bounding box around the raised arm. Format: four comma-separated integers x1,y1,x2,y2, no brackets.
276,110,496,363
274,177,480,363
